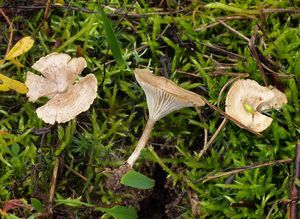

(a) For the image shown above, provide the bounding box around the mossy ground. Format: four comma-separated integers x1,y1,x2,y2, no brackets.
0,0,299,218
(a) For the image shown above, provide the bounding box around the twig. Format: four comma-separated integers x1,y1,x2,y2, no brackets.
194,15,256,31
203,128,208,150
209,72,249,77
198,158,292,182
187,188,201,217
63,163,88,182
266,200,279,219
202,42,247,60
197,118,227,160
44,0,51,21
248,26,268,86
103,5,188,17
217,19,250,42
217,77,241,107
0,8,13,54
200,76,246,159
289,142,300,219
263,8,300,13
197,76,242,159
47,157,60,215
201,97,262,136
2,5,300,16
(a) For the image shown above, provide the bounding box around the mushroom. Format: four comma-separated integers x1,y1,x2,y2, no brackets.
126,68,205,167
25,53,97,124
258,87,288,112
225,79,287,133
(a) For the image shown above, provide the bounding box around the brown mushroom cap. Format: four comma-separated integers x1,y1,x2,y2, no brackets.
134,69,205,121
26,53,87,102
36,74,97,124
225,79,287,133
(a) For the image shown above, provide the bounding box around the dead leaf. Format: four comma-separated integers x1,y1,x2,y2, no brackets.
5,36,34,60
0,73,28,94
0,130,9,135
2,199,24,213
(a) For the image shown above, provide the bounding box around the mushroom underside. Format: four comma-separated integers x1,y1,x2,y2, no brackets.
141,83,194,121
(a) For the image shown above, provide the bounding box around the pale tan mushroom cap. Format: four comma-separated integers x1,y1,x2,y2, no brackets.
26,72,59,102
258,87,287,111
225,79,286,133
31,52,87,93
26,53,87,102
36,74,97,124
134,69,205,121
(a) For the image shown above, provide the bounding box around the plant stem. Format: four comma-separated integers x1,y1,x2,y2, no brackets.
126,119,156,167
199,158,292,183
48,157,60,215
205,3,258,15
289,142,300,219
197,117,228,160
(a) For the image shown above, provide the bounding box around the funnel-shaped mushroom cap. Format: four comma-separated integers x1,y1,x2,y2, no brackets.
134,69,205,121
26,53,87,102
226,79,287,133
36,74,97,124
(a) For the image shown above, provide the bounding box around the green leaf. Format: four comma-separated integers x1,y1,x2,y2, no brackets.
54,197,94,207
121,170,155,189
243,103,255,113
5,214,21,219
295,178,300,188
99,7,126,68
11,144,20,156
98,206,137,219
31,198,44,212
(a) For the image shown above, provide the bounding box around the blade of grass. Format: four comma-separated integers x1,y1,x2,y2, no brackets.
99,7,126,68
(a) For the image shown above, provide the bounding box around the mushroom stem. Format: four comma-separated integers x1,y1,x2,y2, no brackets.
127,118,156,167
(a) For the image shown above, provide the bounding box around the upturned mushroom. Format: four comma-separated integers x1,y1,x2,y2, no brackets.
126,68,205,167
225,79,287,133
25,53,97,124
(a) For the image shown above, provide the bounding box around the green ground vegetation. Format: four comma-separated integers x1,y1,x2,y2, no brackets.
0,0,299,218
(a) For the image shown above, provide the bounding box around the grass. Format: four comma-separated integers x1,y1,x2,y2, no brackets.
0,0,299,218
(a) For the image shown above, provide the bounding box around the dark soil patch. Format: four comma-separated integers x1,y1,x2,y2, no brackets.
138,164,181,219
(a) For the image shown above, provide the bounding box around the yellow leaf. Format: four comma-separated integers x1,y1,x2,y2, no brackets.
55,0,64,5
0,130,9,136
0,73,28,94
0,59,5,66
0,208,7,216
5,36,34,60
9,58,24,68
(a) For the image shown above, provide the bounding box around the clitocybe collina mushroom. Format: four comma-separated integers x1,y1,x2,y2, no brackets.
25,52,97,124
126,68,205,167
225,79,287,133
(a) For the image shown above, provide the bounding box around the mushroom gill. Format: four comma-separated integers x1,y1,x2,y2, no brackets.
135,69,205,121
126,69,205,167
